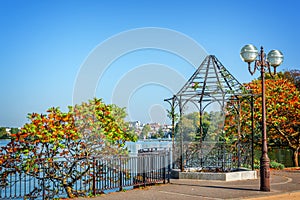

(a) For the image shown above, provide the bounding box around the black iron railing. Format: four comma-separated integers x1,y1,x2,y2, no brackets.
0,151,171,199
172,141,252,171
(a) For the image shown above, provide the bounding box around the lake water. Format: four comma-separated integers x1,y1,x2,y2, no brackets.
0,139,10,147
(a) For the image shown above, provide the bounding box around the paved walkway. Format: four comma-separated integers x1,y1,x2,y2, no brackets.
79,170,300,200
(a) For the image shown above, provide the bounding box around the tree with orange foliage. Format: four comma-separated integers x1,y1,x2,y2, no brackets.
0,98,137,198
225,74,300,167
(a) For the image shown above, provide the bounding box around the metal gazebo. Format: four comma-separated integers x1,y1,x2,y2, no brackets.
165,55,254,172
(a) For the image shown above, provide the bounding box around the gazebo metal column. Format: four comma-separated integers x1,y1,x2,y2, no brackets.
164,96,177,169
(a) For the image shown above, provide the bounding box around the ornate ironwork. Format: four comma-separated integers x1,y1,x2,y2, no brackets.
165,55,253,172
0,153,171,199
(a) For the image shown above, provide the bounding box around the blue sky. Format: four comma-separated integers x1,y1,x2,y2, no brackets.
0,0,299,127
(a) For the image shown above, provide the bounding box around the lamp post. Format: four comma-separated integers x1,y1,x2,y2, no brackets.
240,44,283,192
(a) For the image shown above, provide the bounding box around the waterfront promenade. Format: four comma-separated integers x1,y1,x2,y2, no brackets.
80,170,300,200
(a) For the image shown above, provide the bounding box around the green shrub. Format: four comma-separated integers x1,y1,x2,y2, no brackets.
253,159,285,170
270,160,285,170
254,159,260,169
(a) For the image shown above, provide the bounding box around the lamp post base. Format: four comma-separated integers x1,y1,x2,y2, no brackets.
260,154,270,191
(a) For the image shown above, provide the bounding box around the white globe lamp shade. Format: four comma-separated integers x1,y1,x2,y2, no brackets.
267,50,284,67
240,44,258,63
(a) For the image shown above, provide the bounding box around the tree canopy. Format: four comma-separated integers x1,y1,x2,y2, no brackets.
0,127,9,139
225,74,300,166
283,69,300,90
0,98,137,197
140,124,151,139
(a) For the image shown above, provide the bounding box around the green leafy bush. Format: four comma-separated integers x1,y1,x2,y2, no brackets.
254,159,260,169
270,160,285,170
253,159,285,170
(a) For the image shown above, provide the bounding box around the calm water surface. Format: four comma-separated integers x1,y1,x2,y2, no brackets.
0,139,10,147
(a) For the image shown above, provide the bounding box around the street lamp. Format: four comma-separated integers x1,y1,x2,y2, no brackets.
240,44,283,192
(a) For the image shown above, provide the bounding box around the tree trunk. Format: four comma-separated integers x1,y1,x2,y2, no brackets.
293,147,299,167
63,178,74,198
